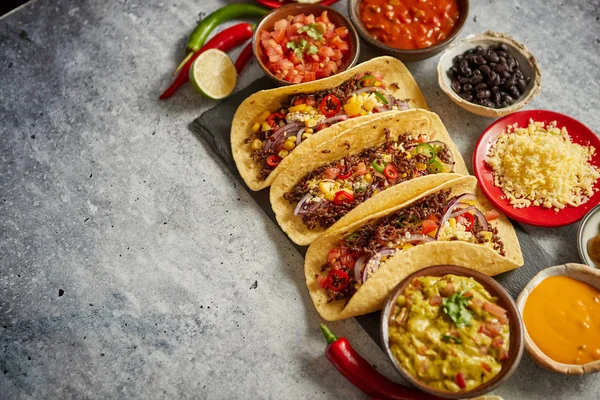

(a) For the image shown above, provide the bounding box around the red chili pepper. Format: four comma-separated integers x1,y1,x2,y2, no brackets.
319,94,342,117
384,164,398,180
338,169,353,180
333,190,354,205
326,270,349,292
320,325,445,400
159,22,254,100
455,372,466,389
266,155,282,168
461,212,475,231
235,42,254,74
267,112,286,128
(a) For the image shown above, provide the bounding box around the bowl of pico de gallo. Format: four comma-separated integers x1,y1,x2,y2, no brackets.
253,3,360,85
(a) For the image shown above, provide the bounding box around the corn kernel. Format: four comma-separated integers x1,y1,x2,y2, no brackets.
427,229,437,238
416,162,427,170
360,110,368,116
306,119,317,128
405,152,412,159
262,121,271,131
283,140,296,151
363,98,377,111
251,123,260,133
278,150,289,158
250,139,263,151
255,110,270,124
365,173,373,183
481,231,492,240
305,128,314,134
402,243,414,250
302,133,310,139
449,218,456,228
382,154,392,163
375,81,382,87
319,181,335,197
399,172,407,178
289,104,307,113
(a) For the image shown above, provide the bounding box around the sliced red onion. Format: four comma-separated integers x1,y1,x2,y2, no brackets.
397,100,409,110
293,193,313,216
272,122,304,139
437,194,477,239
471,207,489,231
321,114,348,125
295,128,305,145
361,248,397,283
355,86,381,95
374,106,389,113
353,256,367,283
448,205,475,219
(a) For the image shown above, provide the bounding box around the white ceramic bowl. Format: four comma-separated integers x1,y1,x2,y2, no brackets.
437,31,542,118
516,263,600,374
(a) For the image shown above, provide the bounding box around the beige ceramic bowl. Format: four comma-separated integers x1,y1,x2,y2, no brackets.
516,263,600,375
437,31,541,118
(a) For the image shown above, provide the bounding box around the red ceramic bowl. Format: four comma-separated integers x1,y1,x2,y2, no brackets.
473,110,600,227
256,0,340,8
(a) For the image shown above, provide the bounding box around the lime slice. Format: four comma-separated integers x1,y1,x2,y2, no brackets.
189,49,237,100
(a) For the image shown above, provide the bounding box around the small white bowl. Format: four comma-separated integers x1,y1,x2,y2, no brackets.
437,31,542,118
577,204,600,267
516,263,600,375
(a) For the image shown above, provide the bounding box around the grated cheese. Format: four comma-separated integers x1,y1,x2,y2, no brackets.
486,120,600,211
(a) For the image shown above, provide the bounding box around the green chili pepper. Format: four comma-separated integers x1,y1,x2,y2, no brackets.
371,159,385,173
345,232,360,245
397,213,419,227
426,159,445,174
373,91,388,105
415,143,435,159
442,334,463,344
358,74,376,88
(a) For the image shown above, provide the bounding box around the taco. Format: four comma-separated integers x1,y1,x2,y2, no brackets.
304,176,523,321
231,56,428,191
270,109,469,246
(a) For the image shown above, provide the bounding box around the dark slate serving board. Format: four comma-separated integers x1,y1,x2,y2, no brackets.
191,78,553,348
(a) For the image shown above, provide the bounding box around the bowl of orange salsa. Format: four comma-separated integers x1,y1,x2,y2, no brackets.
254,4,360,85
348,0,469,62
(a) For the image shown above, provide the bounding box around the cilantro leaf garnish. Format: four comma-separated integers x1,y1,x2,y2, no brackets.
286,39,309,58
442,292,473,327
298,23,324,41
442,334,463,344
307,45,319,55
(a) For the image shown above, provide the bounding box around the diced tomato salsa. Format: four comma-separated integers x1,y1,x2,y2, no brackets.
259,11,352,83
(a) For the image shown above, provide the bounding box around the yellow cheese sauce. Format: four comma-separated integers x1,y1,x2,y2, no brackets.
523,275,600,365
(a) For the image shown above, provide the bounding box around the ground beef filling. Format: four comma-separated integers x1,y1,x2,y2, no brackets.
284,133,438,229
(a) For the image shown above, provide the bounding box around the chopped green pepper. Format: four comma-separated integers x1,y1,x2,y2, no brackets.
374,91,388,105
396,213,419,228
345,232,360,245
415,143,435,159
358,74,376,88
442,334,463,344
371,159,386,173
426,159,444,174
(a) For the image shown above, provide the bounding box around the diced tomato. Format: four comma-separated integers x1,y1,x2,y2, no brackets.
470,296,483,310
429,295,442,306
492,335,505,348
411,278,423,290
331,35,350,51
421,219,437,235
428,214,439,224
324,167,340,180
332,49,344,61
291,74,304,83
440,282,455,297
317,275,328,288
318,46,336,59
326,60,338,73
271,28,286,44
484,302,507,318
462,290,473,298
478,345,489,355
277,59,294,71
328,248,341,264
260,31,271,41
335,26,349,39
292,13,306,24
340,254,355,268
485,321,502,336
481,362,492,373
269,54,283,63
455,372,466,389
263,39,283,56
498,349,509,361
319,10,330,24
305,71,316,82
479,325,494,338
485,209,500,221
355,162,368,175
274,18,289,32
305,14,315,24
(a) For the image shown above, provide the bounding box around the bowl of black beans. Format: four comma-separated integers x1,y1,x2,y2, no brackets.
437,31,542,118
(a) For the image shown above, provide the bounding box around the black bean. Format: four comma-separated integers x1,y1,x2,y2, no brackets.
476,90,487,99
517,79,527,92
451,80,462,92
499,56,507,65
479,65,491,75
493,91,502,104
459,76,471,84
463,83,473,92
507,59,515,70
476,83,487,90
470,75,483,84
491,85,500,93
453,55,464,64
475,45,485,53
488,70,497,81
482,99,495,108
487,53,499,63
504,94,514,104
511,86,521,98
514,59,520,69
495,63,507,73
473,69,482,76
525,76,531,83
465,48,475,54
493,74,501,86
501,70,511,79
462,67,472,77
498,43,509,52
474,55,486,65
460,92,473,101
460,60,469,70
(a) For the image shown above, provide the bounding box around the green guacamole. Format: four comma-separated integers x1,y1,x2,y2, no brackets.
388,274,510,393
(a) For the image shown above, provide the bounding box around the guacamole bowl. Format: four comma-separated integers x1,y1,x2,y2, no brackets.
380,265,524,399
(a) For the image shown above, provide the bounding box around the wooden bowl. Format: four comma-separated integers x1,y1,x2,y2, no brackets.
437,31,542,118
348,0,469,62
253,3,360,86
516,263,600,375
380,265,524,399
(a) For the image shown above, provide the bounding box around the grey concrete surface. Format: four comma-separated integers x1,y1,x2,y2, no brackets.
0,0,599,399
